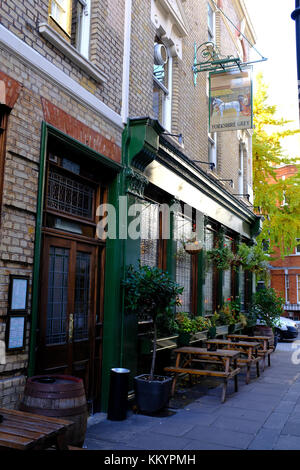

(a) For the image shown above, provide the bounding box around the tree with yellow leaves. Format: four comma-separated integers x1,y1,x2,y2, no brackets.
253,73,300,256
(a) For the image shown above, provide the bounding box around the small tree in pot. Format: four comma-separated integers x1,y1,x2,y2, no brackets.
122,264,183,413
249,287,284,348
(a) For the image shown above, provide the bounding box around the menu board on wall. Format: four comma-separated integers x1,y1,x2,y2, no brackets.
6,316,26,351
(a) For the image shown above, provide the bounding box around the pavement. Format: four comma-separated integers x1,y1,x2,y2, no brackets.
84,339,300,451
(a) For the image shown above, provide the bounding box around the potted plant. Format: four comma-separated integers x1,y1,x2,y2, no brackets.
122,264,183,413
172,312,196,346
218,297,241,333
250,287,284,347
172,313,211,345
207,311,220,339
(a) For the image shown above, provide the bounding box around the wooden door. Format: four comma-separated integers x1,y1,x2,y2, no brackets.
37,235,98,398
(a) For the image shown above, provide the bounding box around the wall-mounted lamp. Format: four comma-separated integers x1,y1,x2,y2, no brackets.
191,161,215,171
219,179,234,188
233,193,250,201
161,132,184,145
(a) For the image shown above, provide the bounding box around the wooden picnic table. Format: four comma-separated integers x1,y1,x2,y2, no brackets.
228,334,274,369
164,346,241,403
205,339,261,384
0,408,74,450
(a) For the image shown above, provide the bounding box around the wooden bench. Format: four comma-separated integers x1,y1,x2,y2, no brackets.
206,339,262,384
228,334,274,370
164,347,241,403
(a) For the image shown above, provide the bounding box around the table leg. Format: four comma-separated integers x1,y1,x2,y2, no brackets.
221,380,228,403
234,359,238,393
55,433,69,450
246,364,250,384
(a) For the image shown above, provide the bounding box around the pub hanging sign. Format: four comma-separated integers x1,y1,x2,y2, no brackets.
209,67,253,133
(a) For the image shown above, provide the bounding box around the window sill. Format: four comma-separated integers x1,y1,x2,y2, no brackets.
38,22,106,84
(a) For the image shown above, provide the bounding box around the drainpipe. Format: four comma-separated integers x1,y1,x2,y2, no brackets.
292,0,300,124
121,0,132,124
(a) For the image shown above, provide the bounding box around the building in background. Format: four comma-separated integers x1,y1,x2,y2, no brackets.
269,164,300,320
0,0,261,412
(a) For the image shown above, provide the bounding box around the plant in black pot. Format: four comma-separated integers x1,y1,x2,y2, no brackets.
250,287,284,349
122,263,183,413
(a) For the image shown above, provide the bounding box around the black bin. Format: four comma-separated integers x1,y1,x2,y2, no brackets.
107,368,130,421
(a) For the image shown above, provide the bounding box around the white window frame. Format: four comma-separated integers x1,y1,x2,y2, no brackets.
208,132,217,170
238,142,244,194
153,45,172,132
74,0,91,59
285,274,290,303
207,1,216,43
295,239,300,254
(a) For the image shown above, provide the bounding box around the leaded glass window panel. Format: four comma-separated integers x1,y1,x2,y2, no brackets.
140,202,159,267
47,169,94,220
46,246,69,345
175,213,193,312
74,251,91,341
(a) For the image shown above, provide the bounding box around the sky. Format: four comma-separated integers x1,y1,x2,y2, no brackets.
244,0,300,161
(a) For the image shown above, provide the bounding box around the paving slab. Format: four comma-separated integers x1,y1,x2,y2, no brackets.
247,428,281,450
84,344,300,451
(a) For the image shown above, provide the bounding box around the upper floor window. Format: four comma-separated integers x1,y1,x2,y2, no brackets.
285,274,290,303
50,0,72,35
153,40,172,131
238,142,245,194
207,2,215,42
49,0,91,58
296,239,300,254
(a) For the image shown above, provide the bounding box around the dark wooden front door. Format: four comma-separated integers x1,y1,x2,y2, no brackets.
37,235,99,398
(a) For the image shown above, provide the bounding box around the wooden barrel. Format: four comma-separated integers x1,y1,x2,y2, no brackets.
254,325,275,348
20,375,88,447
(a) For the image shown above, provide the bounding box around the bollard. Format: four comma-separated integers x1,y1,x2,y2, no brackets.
107,368,130,421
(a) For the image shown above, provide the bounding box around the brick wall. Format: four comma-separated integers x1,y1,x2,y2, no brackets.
128,0,254,196
0,0,125,113
0,0,125,408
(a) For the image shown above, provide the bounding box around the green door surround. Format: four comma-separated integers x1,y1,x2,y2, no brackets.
28,122,124,414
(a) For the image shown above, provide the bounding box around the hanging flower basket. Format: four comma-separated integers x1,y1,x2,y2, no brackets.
184,240,203,254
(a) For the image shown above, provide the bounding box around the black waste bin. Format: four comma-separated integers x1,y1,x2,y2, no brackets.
107,368,130,421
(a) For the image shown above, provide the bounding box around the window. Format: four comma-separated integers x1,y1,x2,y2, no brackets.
50,0,72,35
207,2,215,42
175,212,193,312
296,239,300,254
153,40,172,131
223,236,232,302
285,274,290,303
208,132,217,170
140,202,160,268
203,228,214,315
238,143,244,194
49,0,91,58
71,0,90,58
239,268,246,311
